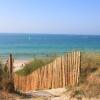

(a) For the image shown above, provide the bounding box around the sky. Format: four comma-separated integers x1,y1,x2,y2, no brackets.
0,0,100,34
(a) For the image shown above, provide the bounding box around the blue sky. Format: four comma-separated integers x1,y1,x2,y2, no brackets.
0,0,100,34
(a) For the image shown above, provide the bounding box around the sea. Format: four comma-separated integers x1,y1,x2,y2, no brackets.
0,34,100,60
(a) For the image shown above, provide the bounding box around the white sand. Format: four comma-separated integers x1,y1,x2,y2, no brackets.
13,60,30,71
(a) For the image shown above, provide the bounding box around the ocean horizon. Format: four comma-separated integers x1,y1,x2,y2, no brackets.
0,33,100,60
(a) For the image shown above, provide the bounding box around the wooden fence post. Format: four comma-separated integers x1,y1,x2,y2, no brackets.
8,53,14,81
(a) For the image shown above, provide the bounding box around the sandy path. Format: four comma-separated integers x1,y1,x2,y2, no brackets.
1,88,100,100
19,88,100,100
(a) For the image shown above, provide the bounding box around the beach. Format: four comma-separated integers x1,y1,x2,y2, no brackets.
0,35,100,100
0,0,100,99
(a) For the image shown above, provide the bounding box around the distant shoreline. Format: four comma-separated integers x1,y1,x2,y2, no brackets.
1,50,100,61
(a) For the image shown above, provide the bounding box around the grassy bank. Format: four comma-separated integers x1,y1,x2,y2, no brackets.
16,56,56,76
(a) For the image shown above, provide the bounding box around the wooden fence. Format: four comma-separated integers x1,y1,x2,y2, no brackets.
13,51,81,92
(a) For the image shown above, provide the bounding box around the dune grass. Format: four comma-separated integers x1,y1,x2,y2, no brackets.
80,52,100,83
77,52,100,98
16,56,56,76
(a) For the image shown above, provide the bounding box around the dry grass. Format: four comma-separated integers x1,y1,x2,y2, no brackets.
72,52,100,99
80,52,100,83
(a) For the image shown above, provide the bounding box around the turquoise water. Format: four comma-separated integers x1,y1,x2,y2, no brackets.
0,34,100,60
